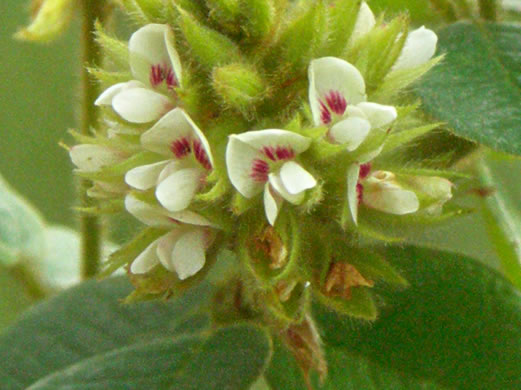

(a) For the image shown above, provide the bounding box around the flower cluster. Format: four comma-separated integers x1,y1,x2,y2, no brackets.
70,2,456,310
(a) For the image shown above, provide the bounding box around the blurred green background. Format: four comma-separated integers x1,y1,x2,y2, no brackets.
0,0,78,227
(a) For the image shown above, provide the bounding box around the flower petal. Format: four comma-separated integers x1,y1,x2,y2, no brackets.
226,135,265,198
129,24,179,87
130,238,160,274
156,167,203,212
70,144,123,172
279,161,317,195
356,102,397,129
164,25,183,88
169,210,212,226
309,57,366,125
329,117,371,151
264,182,283,226
363,182,420,215
392,26,438,71
233,129,312,155
347,163,361,225
156,230,182,272
94,81,144,106
351,2,376,42
172,229,207,280
268,172,304,205
124,193,172,227
112,87,173,123
125,160,170,190
141,108,212,166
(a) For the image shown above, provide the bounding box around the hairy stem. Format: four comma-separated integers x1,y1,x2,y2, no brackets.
79,0,109,279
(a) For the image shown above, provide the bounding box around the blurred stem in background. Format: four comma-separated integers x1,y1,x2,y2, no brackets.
79,0,109,279
478,0,498,20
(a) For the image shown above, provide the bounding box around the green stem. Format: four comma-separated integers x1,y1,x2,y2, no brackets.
478,0,498,20
79,0,109,279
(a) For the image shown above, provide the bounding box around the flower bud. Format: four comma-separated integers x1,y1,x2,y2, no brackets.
239,0,275,41
178,7,241,69
212,63,265,111
400,175,453,215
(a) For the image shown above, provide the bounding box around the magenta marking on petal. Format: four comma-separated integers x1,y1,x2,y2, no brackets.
357,163,372,206
250,159,269,182
324,90,347,116
262,146,276,161
193,140,212,170
262,146,295,162
319,100,332,124
275,146,295,160
359,163,372,179
150,63,178,89
167,217,182,225
171,137,191,159
356,183,364,205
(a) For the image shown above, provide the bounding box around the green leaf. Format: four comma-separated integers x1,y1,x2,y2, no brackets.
315,246,521,389
0,277,214,389
315,347,445,389
0,175,46,267
416,22,521,156
27,324,271,390
478,152,521,290
264,338,308,390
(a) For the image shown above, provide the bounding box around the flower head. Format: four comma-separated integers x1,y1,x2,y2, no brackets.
308,57,397,152
125,194,213,279
226,130,317,225
95,24,183,123
125,108,213,213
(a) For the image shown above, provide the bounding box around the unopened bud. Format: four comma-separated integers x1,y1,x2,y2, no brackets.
212,63,265,110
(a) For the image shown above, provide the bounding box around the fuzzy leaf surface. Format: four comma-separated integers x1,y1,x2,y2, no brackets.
416,22,521,156
26,324,270,390
0,277,214,390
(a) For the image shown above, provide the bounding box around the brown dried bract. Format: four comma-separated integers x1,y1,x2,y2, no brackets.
283,315,327,388
323,262,374,300
253,226,288,270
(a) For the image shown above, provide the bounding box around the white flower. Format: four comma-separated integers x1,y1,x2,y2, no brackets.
125,108,213,213
308,57,397,152
347,163,419,224
392,26,438,71
125,194,213,279
95,24,183,123
226,130,317,225
69,144,126,172
69,144,128,198
350,2,376,43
